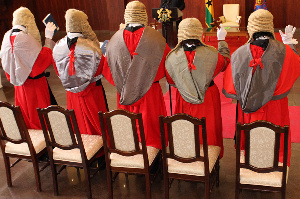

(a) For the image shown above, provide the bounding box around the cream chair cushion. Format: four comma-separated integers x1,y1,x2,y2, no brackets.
0,107,21,140
110,114,135,152
53,134,103,163
5,129,46,156
48,111,73,146
110,146,159,169
221,22,240,28
223,4,239,23
240,151,289,187
167,145,220,176
249,127,275,168
172,119,196,158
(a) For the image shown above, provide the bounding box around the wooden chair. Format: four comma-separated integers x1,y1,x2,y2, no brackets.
159,114,220,199
37,106,103,199
0,101,47,192
99,109,161,199
236,121,289,199
219,4,241,28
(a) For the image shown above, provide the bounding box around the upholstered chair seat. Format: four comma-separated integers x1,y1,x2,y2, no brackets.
160,114,221,199
221,21,240,28
99,110,161,199
110,145,159,169
219,4,241,28
239,151,289,187
38,106,104,199
53,134,103,163
167,145,220,176
5,129,46,156
235,121,289,199
0,102,48,192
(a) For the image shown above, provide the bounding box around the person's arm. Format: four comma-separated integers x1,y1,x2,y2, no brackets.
52,58,59,76
29,47,53,77
154,44,171,81
223,63,237,99
279,25,298,54
102,56,115,86
212,25,230,77
212,53,230,78
288,44,298,55
29,22,56,77
94,54,105,77
274,46,300,96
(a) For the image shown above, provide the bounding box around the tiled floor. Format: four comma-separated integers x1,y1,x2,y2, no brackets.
0,30,300,198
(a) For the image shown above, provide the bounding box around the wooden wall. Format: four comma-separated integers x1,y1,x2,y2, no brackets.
1,0,300,39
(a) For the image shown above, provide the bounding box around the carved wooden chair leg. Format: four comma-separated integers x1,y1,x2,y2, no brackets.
145,173,151,199
83,167,92,199
32,157,42,192
4,156,12,187
51,163,59,196
107,170,113,199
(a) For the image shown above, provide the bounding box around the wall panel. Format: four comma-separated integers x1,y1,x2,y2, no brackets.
106,0,125,30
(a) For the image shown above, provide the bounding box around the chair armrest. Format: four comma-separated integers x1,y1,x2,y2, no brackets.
236,16,242,24
219,16,226,23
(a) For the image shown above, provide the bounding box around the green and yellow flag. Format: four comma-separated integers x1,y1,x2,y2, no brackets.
205,0,214,28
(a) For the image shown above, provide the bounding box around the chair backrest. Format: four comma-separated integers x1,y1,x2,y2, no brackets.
223,4,239,22
37,106,87,160
0,101,27,144
159,114,209,172
236,121,289,175
99,109,149,166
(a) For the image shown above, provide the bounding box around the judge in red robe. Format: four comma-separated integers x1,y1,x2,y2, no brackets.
103,1,171,149
0,7,56,129
53,9,108,136
165,18,230,158
223,10,300,166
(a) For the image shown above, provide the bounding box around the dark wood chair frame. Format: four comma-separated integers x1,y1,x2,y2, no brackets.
0,101,47,192
37,105,103,199
159,114,220,199
99,109,161,199
235,121,289,199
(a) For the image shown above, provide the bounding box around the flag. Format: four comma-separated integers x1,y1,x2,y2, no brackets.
205,0,214,28
254,0,267,11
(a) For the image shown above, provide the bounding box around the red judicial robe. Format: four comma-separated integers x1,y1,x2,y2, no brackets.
223,43,300,166
53,46,108,136
166,50,230,158
5,35,52,129
103,27,171,149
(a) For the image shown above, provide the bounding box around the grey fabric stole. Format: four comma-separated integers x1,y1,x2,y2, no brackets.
166,45,218,104
226,39,286,113
0,30,42,86
106,26,166,105
53,36,102,93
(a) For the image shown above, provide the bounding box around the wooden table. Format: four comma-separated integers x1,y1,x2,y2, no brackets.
203,27,249,42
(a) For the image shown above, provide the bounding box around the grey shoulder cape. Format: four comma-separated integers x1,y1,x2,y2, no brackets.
223,39,286,113
165,45,218,104
106,26,166,105
53,36,102,93
0,30,42,86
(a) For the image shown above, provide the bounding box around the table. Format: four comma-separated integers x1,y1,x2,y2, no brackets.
203,27,249,42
